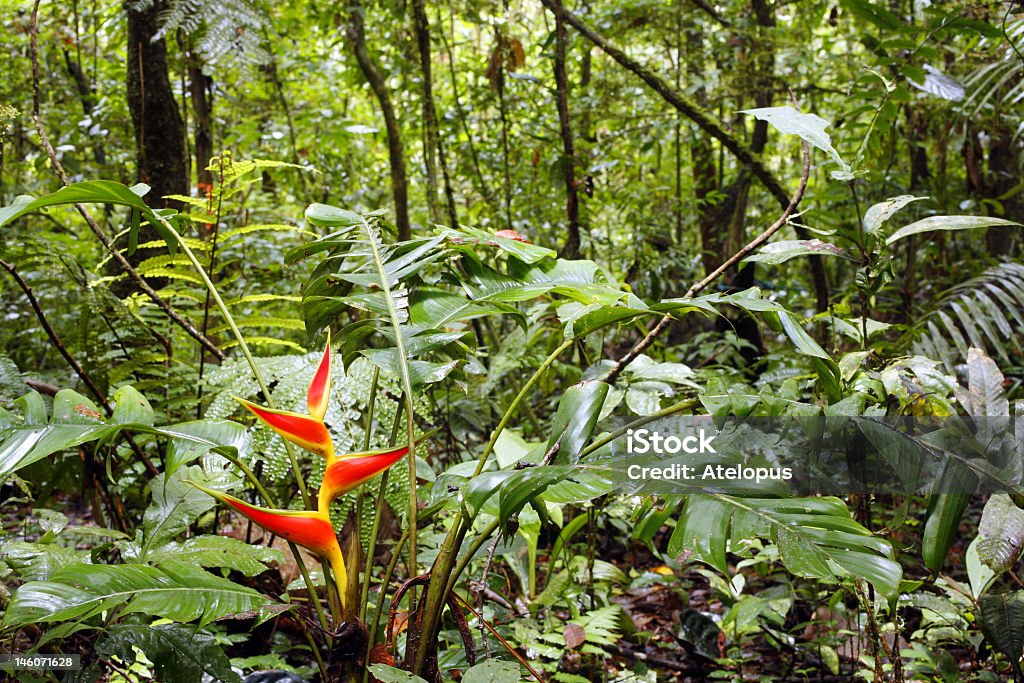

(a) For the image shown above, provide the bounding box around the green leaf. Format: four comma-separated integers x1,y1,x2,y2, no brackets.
742,239,851,265
2,561,268,627
366,664,429,683
497,466,577,535
886,215,1022,245
162,419,248,474
978,591,1024,677
97,623,241,683
922,462,976,573
840,0,904,31
978,494,1024,574
141,466,216,555
0,181,179,250
546,380,609,464
668,495,901,597
862,195,926,234
147,535,284,577
304,202,363,228
739,106,849,175
461,659,522,683
112,385,154,426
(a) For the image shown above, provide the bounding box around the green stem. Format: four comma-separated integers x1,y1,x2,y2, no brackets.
157,216,311,508
579,397,698,460
357,214,419,581
473,338,574,477
443,517,500,600
357,366,381,622
157,216,331,636
413,336,574,673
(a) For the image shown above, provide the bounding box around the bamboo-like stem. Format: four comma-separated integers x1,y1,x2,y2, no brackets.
412,337,574,673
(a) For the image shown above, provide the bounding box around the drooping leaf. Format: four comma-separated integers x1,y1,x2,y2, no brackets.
461,659,522,683
978,591,1024,677
366,664,429,683
668,495,901,597
742,239,851,265
2,561,268,627
546,380,610,463
739,106,850,176
141,466,217,555
863,195,926,234
886,215,1022,245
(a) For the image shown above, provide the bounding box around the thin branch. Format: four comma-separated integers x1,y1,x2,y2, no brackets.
605,142,811,385
538,0,790,208
28,0,225,361
0,257,159,478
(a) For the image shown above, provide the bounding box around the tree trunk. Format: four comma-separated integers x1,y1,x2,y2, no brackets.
188,54,214,200
122,0,187,296
411,0,458,227
126,0,187,212
349,0,411,240
545,0,829,310
552,5,581,259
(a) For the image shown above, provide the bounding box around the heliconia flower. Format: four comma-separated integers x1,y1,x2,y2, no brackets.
318,444,410,511
234,334,336,461
191,483,349,603
235,398,335,460
307,330,332,422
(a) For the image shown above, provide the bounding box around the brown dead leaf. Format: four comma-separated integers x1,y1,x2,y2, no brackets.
564,623,586,650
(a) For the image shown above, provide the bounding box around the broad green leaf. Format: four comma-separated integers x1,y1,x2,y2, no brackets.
141,466,216,555
305,202,363,228
97,623,241,683
840,0,903,31
669,495,901,597
462,659,522,683
147,535,284,577
367,664,429,683
863,195,925,234
739,106,849,175
886,215,1022,245
742,239,851,265
978,494,1024,574
112,385,154,426
978,591,1024,677
2,561,268,627
163,419,249,474
497,466,577,535
546,380,609,463
967,537,997,599
922,460,976,573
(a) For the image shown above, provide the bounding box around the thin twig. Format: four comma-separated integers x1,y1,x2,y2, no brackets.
604,142,811,385
0,257,159,477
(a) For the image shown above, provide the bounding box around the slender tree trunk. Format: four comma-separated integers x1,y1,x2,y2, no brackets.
122,0,187,295
496,32,514,229
411,0,441,223
126,0,187,211
349,0,411,239
552,5,581,258
62,49,105,165
411,0,458,227
438,12,494,213
543,0,829,310
188,55,213,195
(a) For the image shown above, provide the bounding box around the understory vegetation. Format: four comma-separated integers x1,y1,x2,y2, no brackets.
2,0,1024,681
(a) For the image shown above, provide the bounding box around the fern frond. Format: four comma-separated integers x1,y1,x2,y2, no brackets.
914,262,1024,375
